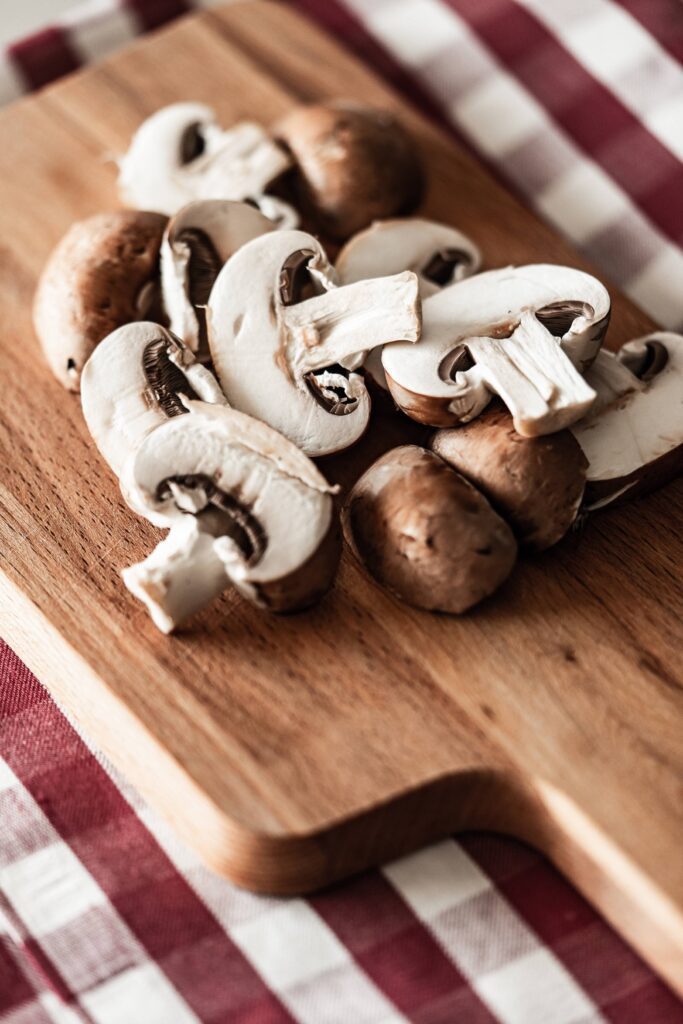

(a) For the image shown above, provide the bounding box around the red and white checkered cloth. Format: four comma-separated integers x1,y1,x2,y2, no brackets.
1,1,682,1021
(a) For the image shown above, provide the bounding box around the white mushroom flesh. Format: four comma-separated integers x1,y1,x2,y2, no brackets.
118,103,292,216
207,229,421,456
81,322,226,477
161,199,275,353
572,332,683,507
337,218,481,298
122,515,231,634
337,218,481,392
121,402,337,628
382,264,610,436
248,194,300,229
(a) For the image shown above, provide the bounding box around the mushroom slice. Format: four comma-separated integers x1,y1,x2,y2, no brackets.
572,332,683,509
33,210,167,390
81,322,225,478
207,229,421,456
337,218,481,297
161,199,275,355
121,402,341,631
382,264,610,436
275,102,424,240
430,406,588,550
118,103,292,216
246,194,300,229
337,218,481,391
342,445,517,613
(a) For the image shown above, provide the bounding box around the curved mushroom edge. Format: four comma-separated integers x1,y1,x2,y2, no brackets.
430,405,588,551
161,199,276,355
245,514,342,615
81,321,226,479
381,264,610,437
336,217,482,298
120,402,342,631
342,445,517,614
118,102,293,217
34,210,168,391
207,228,421,457
572,331,683,510
274,101,425,241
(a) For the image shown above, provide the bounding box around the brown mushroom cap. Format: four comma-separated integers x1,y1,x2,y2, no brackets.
342,445,517,613
430,406,588,550
250,514,342,614
33,210,167,391
275,102,424,241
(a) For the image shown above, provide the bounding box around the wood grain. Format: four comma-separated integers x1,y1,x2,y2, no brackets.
0,0,681,993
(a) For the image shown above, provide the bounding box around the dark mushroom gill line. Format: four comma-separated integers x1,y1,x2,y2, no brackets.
178,228,223,309
437,300,604,384
157,473,267,566
304,364,358,415
619,339,669,381
179,121,206,165
279,248,321,306
422,247,473,287
142,336,200,416
280,248,359,416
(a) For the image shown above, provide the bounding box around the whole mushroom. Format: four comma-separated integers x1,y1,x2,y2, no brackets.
275,102,424,240
34,210,167,390
118,102,292,217
382,264,610,436
207,229,421,456
342,445,517,613
430,406,588,550
121,402,341,632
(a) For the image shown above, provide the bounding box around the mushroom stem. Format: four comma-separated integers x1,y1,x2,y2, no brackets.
122,516,229,634
280,270,421,378
463,312,596,437
186,121,291,199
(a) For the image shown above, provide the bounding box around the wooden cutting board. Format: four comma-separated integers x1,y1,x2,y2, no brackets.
0,0,681,993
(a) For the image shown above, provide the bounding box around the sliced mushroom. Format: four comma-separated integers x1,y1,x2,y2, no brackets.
343,445,517,613
337,218,481,297
275,102,424,240
618,335,669,382
122,514,234,634
118,103,292,217
246,194,300,229
81,322,226,478
34,210,167,390
121,402,341,631
161,199,276,355
430,406,588,550
577,346,645,415
382,264,610,437
337,218,481,391
573,332,683,509
207,229,421,456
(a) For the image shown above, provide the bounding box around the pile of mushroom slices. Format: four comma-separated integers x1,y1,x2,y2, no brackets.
32,100,683,632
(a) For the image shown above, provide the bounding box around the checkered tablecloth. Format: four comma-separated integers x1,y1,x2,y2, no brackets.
1,1,682,1022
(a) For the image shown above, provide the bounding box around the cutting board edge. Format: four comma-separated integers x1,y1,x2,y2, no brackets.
4,571,683,996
